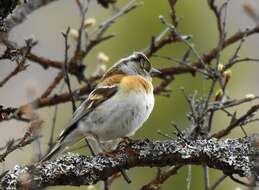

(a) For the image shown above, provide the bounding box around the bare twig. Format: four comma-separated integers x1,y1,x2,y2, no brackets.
139,165,182,190
186,165,192,190
0,63,27,87
158,25,259,78
0,120,42,162
230,175,256,187
0,39,33,87
17,75,100,118
40,72,63,98
25,52,63,69
47,82,65,151
83,0,140,56
72,0,90,69
203,165,210,190
208,96,259,111
62,28,77,112
208,175,227,190
168,0,178,27
212,104,259,138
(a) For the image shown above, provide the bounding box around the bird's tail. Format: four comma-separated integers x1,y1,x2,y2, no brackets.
39,141,65,163
39,122,81,163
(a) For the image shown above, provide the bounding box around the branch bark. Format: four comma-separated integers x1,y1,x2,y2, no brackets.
1,136,257,189
4,0,59,33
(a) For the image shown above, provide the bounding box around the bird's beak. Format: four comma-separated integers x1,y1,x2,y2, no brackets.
150,67,161,77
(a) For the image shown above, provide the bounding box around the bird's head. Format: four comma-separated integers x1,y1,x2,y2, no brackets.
104,52,161,79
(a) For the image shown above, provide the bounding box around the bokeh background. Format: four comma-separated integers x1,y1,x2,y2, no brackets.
1,0,259,189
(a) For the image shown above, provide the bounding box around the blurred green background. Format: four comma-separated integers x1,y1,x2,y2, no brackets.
1,0,259,189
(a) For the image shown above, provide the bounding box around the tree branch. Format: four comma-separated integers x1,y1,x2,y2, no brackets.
158,26,259,78
4,0,59,33
1,136,256,189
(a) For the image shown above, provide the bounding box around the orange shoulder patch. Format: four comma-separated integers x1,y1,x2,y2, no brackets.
121,76,153,93
100,74,125,86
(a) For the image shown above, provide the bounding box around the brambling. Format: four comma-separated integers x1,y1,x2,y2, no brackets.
41,52,160,161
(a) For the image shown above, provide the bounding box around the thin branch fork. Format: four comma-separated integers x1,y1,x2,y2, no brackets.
3,0,140,84
212,104,259,139
25,51,85,80
158,25,259,78
0,39,33,87
0,120,43,162
207,0,227,41
1,136,256,189
83,0,139,57
0,75,100,122
3,0,59,33
140,165,182,190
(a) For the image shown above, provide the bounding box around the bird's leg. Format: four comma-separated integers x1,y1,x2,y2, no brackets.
84,138,96,156
93,137,132,184
84,133,105,156
96,140,115,157
85,134,111,190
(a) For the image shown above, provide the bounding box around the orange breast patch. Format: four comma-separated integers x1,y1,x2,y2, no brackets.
121,76,153,93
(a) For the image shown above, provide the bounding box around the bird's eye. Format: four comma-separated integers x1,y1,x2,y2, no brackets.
140,58,151,72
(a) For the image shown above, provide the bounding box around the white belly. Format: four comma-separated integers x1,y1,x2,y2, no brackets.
78,90,154,141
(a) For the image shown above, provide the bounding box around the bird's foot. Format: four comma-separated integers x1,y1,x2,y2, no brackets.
118,137,133,146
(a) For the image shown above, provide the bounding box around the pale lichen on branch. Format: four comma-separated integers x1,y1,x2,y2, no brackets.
1,136,257,189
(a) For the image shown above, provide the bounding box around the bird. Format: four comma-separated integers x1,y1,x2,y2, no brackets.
40,52,160,162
